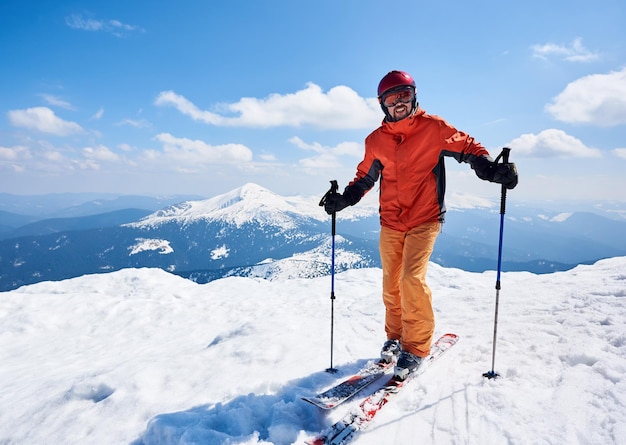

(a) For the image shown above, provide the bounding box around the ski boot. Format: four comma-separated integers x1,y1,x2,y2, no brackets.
380,339,401,363
394,350,423,381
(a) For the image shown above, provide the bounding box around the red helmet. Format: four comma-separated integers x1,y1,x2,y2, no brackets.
377,70,416,97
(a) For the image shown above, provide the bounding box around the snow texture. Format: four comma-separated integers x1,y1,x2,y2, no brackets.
1,257,625,444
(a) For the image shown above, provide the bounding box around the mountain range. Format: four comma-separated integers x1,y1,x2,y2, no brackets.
1,183,625,292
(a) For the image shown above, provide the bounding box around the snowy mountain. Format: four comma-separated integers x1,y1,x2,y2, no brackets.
1,183,626,292
130,183,328,229
1,258,624,444
0,184,377,291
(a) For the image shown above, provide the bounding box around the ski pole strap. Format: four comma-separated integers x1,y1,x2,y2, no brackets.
493,147,511,165
319,180,339,207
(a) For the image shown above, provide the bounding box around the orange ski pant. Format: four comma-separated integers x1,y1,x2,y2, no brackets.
379,222,440,358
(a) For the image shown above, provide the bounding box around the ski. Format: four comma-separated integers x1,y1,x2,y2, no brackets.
306,333,458,445
302,358,395,409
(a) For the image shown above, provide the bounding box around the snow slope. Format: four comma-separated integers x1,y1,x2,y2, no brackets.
1,258,625,444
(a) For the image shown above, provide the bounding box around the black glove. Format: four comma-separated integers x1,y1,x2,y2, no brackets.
492,162,518,189
473,156,518,190
323,192,351,215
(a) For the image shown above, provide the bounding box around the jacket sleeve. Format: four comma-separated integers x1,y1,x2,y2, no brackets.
343,139,383,206
470,154,496,181
438,119,494,180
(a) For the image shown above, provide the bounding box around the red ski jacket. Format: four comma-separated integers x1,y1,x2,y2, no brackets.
346,108,492,232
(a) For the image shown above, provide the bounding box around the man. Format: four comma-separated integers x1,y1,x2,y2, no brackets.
322,70,518,380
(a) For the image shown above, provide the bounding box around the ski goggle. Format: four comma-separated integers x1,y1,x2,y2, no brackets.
381,88,415,108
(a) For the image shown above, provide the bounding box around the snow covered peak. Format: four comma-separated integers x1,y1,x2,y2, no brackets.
128,183,319,229
127,183,499,230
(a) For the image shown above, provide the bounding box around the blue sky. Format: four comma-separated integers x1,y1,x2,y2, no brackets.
1,0,625,205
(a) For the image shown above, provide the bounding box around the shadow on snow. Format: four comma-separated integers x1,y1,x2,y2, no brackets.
131,359,374,445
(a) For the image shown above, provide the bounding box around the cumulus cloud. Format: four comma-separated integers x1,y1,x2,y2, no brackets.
151,133,253,165
532,38,599,62
65,14,144,37
290,136,362,156
0,141,70,174
8,107,83,136
289,136,363,169
545,68,626,126
43,150,64,162
0,145,31,161
155,83,381,129
507,129,601,158
83,145,121,162
614,148,626,160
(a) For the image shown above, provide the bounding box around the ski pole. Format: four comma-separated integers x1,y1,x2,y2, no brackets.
319,180,339,373
483,147,511,380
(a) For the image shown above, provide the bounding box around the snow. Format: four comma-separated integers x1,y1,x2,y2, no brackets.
124,183,501,234
551,212,573,222
537,212,575,223
127,183,330,229
446,191,495,211
129,238,174,255
230,235,369,281
210,245,230,260
1,258,625,444
126,183,383,230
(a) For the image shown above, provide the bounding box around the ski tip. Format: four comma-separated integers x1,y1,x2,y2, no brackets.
301,397,336,410
438,333,459,343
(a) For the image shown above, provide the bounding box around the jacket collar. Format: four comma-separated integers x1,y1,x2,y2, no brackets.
381,107,425,132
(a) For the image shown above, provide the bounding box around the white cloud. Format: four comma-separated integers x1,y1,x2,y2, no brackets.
116,118,151,128
289,136,362,157
91,108,104,120
65,15,103,31
118,143,135,152
83,145,121,162
151,133,253,165
614,148,626,160
545,68,626,126
72,159,101,171
7,107,83,136
507,129,601,158
65,14,144,37
532,38,599,62
155,83,381,130
43,150,64,162
333,141,364,157
0,141,114,174
0,145,31,161
40,94,74,110
289,136,363,170
298,151,341,169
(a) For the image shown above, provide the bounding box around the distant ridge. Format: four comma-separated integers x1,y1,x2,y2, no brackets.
1,183,625,291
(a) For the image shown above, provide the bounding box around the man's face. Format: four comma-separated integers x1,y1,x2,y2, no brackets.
387,100,412,121
381,87,415,121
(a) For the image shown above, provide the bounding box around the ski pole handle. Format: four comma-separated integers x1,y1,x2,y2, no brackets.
319,180,339,207
494,147,511,164
320,180,339,237
494,147,511,216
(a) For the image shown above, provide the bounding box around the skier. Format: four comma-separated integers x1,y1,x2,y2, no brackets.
322,70,518,380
